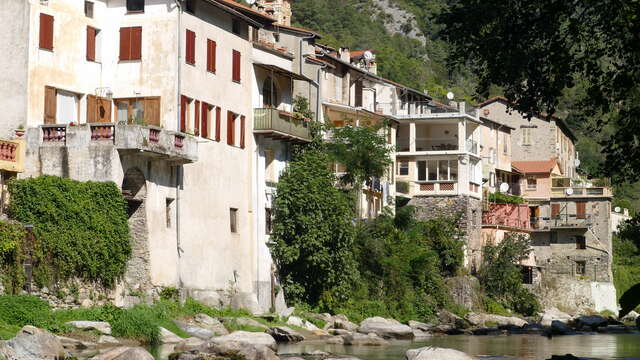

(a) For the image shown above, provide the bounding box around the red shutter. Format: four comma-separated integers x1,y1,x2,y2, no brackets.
131,26,142,60
201,102,209,138
119,27,131,60
240,115,246,149
86,26,96,61
39,14,54,50
186,29,195,64
194,100,200,135
180,95,188,132
207,39,217,72
232,50,241,82
227,111,234,145
215,107,221,142
551,204,560,219
576,201,586,219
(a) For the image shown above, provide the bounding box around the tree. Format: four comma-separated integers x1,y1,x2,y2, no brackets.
269,148,357,306
442,0,640,181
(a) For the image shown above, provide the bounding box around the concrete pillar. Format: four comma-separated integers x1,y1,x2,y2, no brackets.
458,120,466,151
459,155,469,195
409,122,416,153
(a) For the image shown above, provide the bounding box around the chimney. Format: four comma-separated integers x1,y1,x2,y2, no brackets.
255,0,293,26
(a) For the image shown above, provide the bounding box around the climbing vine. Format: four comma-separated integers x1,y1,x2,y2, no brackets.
4,176,131,289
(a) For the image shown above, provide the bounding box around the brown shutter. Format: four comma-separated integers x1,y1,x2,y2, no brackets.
240,115,245,149
98,97,112,123
576,201,586,219
180,95,188,132
119,27,131,60
44,86,57,124
144,97,160,126
551,204,560,219
201,102,208,138
227,111,234,145
131,27,142,60
86,26,96,61
186,30,195,64
39,14,54,50
232,50,241,82
215,107,221,141
194,100,200,135
87,95,97,123
207,39,217,72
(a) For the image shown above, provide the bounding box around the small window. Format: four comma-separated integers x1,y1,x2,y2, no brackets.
39,13,54,51
502,132,509,154
86,26,101,62
114,97,160,126
165,198,174,228
575,261,586,276
230,208,238,233
232,18,241,35
185,29,196,65
126,0,145,12
521,266,533,284
119,26,142,61
207,39,217,73
232,50,241,82
265,208,273,235
527,177,537,190
522,128,532,145
185,0,196,14
576,236,586,250
417,161,426,181
398,161,409,176
84,1,94,18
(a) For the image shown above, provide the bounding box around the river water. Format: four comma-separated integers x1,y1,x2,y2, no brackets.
278,334,640,359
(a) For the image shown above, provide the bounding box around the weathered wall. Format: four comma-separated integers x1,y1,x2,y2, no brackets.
536,277,617,313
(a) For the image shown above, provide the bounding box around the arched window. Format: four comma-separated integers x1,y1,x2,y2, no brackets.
262,77,279,108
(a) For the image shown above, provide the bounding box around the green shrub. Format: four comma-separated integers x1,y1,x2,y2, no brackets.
482,296,511,316
0,222,26,293
159,287,180,301
488,192,525,205
0,295,57,330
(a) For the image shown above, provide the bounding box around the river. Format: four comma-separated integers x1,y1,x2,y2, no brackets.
277,334,640,359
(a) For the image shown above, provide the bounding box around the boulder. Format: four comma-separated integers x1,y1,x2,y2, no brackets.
221,317,269,331
286,316,320,331
66,321,112,335
230,292,262,315
159,327,183,344
6,326,67,360
173,337,206,352
189,290,223,309
465,312,527,327
406,346,474,360
279,307,295,318
341,332,389,346
573,315,608,331
173,320,214,339
332,315,359,331
57,335,97,350
194,341,279,360
326,336,345,344
209,331,277,350
266,326,305,343
357,317,413,339
551,320,573,335
97,335,120,347
408,320,436,332
0,342,18,360
412,329,432,340
620,310,639,322
193,313,229,335
540,308,572,327
91,346,154,360
438,310,469,329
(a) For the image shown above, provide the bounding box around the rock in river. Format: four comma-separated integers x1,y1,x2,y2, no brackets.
357,317,413,339
406,346,474,360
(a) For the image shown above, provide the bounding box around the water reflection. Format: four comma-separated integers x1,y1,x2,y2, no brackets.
278,334,640,360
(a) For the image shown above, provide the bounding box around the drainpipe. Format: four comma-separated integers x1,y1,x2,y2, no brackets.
298,34,316,75
303,54,328,123
175,0,183,131
174,0,184,288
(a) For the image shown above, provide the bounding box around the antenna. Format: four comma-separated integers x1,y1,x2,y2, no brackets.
499,182,510,193
447,92,455,100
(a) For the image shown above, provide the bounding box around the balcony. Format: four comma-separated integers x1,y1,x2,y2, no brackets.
254,108,311,142
550,187,612,198
413,181,458,196
0,138,24,173
377,101,477,120
483,203,530,230
39,123,198,164
530,214,592,231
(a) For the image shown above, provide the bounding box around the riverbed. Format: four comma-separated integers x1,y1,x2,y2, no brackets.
277,334,640,360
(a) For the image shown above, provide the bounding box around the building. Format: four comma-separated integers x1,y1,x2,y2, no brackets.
479,116,519,195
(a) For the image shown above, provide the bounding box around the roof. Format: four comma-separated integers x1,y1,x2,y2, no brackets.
477,96,577,141
480,116,516,130
305,56,335,68
512,159,561,175
206,0,275,25
272,24,322,38
254,63,313,82
350,49,376,59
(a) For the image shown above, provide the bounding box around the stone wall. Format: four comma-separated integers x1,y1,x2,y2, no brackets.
536,276,617,313
409,195,483,271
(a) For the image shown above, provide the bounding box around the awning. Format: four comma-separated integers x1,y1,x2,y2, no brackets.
254,63,314,83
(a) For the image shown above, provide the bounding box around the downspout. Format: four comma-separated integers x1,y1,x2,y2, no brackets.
299,34,316,75
174,1,184,281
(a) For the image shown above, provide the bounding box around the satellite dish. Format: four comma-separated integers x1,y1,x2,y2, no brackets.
363,50,374,61
565,188,574,196
447,92,455,100
575,159,581,167
499,182,510,193
246,0,256,4
614,206,621,213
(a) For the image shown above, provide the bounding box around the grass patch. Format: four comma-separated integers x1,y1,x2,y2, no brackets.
482,296,512,317
0,322,21,340
223,319,267,333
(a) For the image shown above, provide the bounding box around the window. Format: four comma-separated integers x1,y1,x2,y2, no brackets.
119,27,142,61
575,260,586,275
180,95,192,132
86,26,101,62
262,77,279,107
84,1,94,18
207,39,217,73
489,172,496,187
521,266,533,285
232,18,241,35
44,86,57,124
165,198,174,228
527,177,537,190
227,111,236,146
398,161,409,176
230,208,238,233
86,95,112,123
232,50,241,82
428,160,438,181
502,132,509,154
226,112,245,147
126,0,145,12
194,100,200,135
56,90,80,125
576,201,587,219
522,127,532,145
551,203,561,219
215,107,221,141
265,208,273,235
576,236,586,250
417,161,426,181
185,30,196,65
115,97,160,126
185,0,196,13
417,160,457,181
39,13,54,51
200,102,211,138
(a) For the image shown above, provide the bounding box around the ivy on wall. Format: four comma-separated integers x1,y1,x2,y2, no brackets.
2,176,131,289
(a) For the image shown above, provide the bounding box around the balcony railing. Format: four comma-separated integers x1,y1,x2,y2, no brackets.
483,203,530,230
414,181,457,195
42,125,67,143
254,108,311,142
0,138,23,173
530,214,593,230
466,139,478,154
90,124,115,142
397,137,459,152
550,187,612,197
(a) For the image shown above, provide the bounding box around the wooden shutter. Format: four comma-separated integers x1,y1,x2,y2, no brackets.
240,115,245,149
186,30,195,64
131,27,142,60
207,39,216,72
215,107,221,142
86,26,96,61
201,102,209,138
227,111,234,145
39,14,54,50
87,95,97,123
144,97,160,126
119,27,131,60
551,203,560,219
44,86,57,124
576,201,586,219
97,97,112,122
194,100,200,135
180,95,188,132
232,50,241,82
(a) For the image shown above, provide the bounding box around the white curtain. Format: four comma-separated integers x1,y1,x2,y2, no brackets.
56,90,78,124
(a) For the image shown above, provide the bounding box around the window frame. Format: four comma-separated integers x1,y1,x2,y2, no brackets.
119,26,142,61
575,260,586,276
230,208,238,233
39,13,54,51
398,161,409,176
185,29,196,65
84,1,94,18
526,177,537,190
113,96,160,126
232,50,241,83
126,0,145,13
576,235,587,250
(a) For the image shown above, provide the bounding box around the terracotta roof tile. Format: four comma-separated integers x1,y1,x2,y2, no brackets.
512,159,560,174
